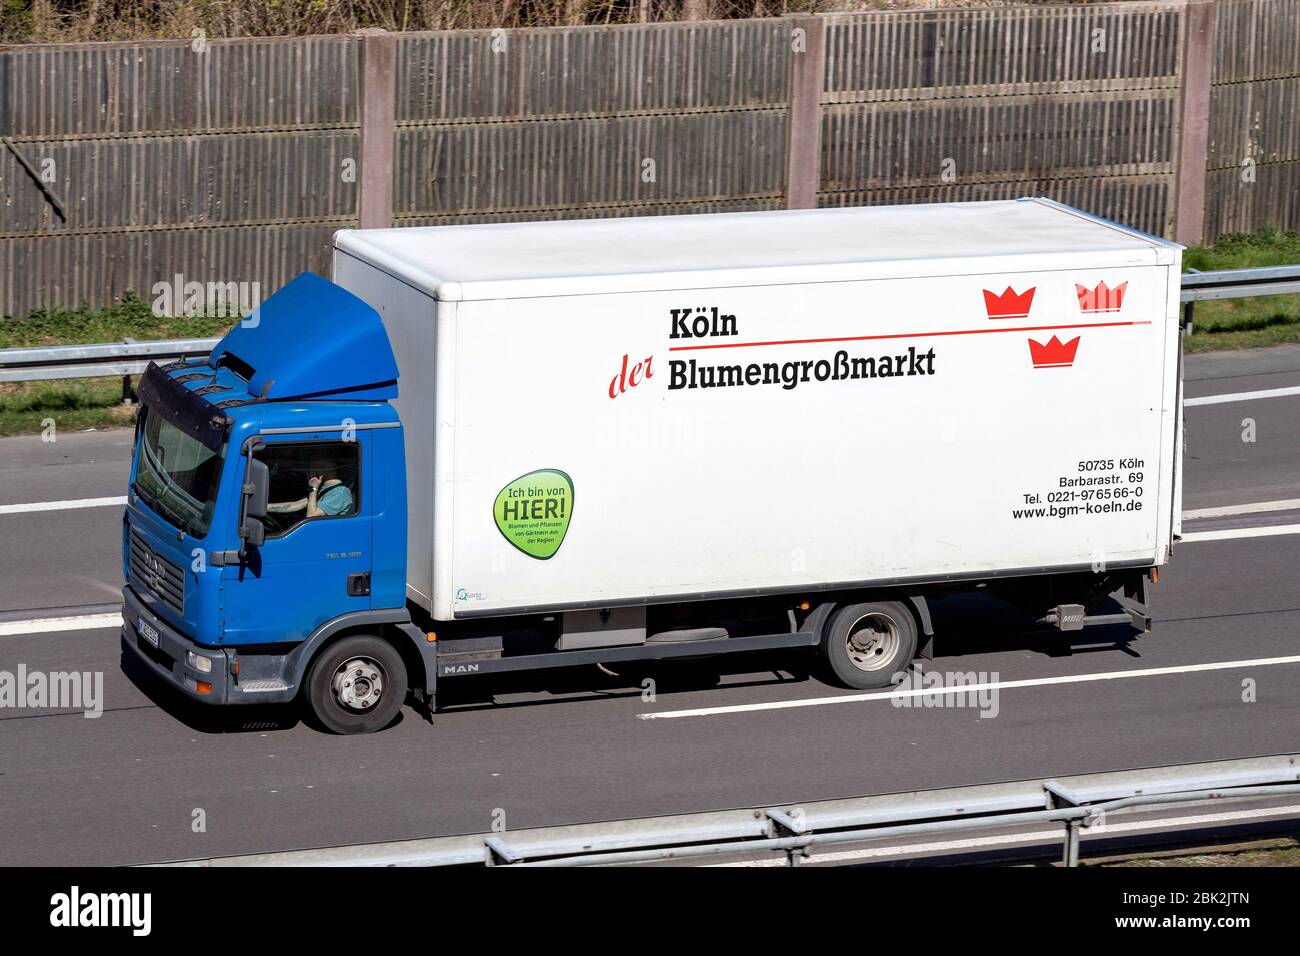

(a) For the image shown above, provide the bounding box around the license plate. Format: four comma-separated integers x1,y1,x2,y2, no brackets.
138,617,160,648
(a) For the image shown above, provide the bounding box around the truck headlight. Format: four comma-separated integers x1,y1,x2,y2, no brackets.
186,651,213,674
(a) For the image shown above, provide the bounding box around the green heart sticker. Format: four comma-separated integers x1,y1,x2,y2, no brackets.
493,469,574,560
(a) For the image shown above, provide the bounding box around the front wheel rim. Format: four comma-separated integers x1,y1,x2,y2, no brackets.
331,657,386,711
844,613,901,672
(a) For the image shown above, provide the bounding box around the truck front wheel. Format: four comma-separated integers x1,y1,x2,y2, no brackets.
305,634,408,734
820,601,916,690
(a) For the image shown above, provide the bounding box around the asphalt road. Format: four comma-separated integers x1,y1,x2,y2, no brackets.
0,346,1298,865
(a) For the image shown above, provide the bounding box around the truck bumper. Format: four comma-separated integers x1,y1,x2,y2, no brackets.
122,586,304,706
121,586,232,704
122,586,429,709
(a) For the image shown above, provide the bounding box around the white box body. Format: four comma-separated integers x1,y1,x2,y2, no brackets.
333,199,1183,622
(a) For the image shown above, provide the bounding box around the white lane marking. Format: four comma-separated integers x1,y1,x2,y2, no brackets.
713,803,1300,867
1181,523,1300,543
1184,498,1300,519
637,654,1300,720
1185,385,1300,407
0,496,126,516
0,612,123,637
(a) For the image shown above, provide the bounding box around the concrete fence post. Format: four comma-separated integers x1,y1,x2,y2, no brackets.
1174,0,1217,246
357,28,397,230
785,15,827,210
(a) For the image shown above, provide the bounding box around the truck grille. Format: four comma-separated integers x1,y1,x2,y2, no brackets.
128,528,185,616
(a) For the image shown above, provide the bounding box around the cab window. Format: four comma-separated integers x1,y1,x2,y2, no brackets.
259,441,360,537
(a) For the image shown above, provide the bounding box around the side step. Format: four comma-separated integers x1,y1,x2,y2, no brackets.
238,678,292,694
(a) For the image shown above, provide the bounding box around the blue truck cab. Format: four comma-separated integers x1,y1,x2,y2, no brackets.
122,273,437,733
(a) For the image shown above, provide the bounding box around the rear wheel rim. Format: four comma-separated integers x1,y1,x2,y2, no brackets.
844,613,901,672
331,657,386,711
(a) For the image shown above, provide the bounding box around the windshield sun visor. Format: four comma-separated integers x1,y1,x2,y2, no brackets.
137,361,231,451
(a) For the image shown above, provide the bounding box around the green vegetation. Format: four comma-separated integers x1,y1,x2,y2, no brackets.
0,295,238,437
0,293,237,350
0,378,138,436
1182,228,1300,353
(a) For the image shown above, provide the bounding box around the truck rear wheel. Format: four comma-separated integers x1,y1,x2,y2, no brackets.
820,601,916,689
305,635,408,734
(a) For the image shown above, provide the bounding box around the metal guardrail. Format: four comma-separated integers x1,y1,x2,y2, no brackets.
0,337,218,384
1180,264,1300,302
162,754,1300,868
1180,264,1300,336
2,266,1297,384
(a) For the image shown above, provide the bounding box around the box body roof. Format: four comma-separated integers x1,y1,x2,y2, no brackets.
333,198,1180,303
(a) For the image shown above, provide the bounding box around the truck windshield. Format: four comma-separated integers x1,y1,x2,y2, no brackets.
134,408,225,536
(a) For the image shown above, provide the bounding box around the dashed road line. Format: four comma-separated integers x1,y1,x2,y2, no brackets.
0,612,123,637
1183,499,1300,520
0,495,126,516
1184,385,1300,407
1180,523,1300,543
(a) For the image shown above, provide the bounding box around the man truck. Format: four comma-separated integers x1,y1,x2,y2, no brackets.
121,198,1184,733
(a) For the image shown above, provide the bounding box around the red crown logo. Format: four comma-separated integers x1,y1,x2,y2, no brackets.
1076,280,1127,314
983,286,1035,320
1028,335,1081,369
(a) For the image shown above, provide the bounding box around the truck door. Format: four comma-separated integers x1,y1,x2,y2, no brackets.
220,433,373,645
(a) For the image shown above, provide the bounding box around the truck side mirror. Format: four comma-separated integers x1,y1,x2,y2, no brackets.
245,458,270,519
239,455,270,555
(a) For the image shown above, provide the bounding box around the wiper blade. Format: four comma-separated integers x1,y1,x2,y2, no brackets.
159,496,196,537
134,481,193,536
